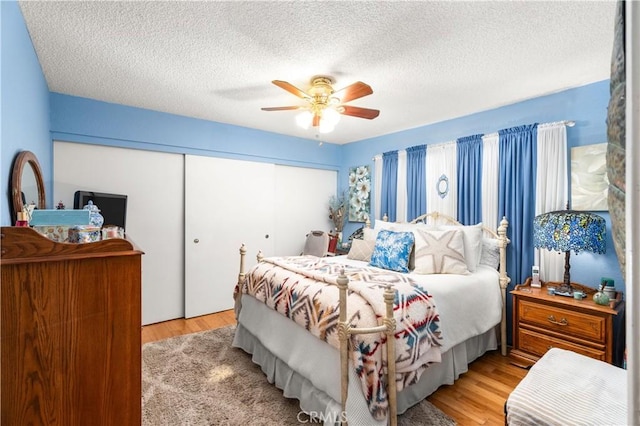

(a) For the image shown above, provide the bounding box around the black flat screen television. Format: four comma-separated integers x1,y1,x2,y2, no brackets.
73,191,128,230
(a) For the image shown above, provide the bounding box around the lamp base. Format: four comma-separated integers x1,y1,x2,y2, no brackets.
554,282,574,297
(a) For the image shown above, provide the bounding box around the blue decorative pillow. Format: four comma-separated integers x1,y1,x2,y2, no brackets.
369,230,415,273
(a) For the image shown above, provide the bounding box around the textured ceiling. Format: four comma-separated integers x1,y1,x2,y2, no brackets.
19,1,616,145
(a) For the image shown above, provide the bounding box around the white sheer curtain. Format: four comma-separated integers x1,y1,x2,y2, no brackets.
426,141,457,218
481,133,499,232
373,155,383,220
396,150,407,222
535,122,568,282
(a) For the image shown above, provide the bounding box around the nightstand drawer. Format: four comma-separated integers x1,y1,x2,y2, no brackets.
519,299,606,343
518,328,606,361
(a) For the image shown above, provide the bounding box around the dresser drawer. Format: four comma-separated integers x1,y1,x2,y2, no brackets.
518,299,606,343
518,328,606,361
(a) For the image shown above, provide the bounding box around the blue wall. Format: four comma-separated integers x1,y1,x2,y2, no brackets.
50,93,341,170
340,80,624,292
1,0,52,225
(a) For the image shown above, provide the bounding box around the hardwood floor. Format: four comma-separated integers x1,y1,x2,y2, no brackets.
142,310,527,425
141,309,236,343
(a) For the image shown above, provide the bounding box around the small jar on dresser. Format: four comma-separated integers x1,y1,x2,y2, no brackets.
509,277,625,368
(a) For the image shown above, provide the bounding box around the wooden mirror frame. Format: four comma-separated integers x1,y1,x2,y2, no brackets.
10,151,46,223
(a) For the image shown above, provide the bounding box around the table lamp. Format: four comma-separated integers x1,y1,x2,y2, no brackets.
533,210,606,296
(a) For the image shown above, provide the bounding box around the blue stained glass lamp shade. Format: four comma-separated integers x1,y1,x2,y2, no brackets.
533,210,606,295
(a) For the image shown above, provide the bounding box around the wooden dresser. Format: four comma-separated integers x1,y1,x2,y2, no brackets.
510,278,624,368
1,227,143,425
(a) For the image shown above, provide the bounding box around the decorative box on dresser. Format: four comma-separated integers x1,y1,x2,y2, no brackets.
510,278,624,368
1,227,143,425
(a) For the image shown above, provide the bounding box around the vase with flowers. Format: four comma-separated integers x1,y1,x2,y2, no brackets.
328,191,347,245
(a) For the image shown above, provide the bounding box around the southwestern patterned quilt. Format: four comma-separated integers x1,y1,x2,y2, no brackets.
234,256,443,420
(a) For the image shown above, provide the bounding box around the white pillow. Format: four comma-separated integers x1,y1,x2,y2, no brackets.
363,219,396,241
363,227,378,241
373,220,435,235
373,220,396,231
438,223,483,272
388,222,435,234
413,229,469,275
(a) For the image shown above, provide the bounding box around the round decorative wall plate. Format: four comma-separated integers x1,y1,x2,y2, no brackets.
437,174,449,199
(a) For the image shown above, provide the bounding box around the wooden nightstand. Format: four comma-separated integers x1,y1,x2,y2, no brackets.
510,278,624,368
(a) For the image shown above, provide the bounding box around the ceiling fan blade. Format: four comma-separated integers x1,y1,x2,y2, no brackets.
332,81,373,103
312,114,320,127
340,105,380,120
272,80,312,99
261,106,303,111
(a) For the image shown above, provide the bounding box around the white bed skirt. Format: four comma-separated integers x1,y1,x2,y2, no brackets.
233,294,498,425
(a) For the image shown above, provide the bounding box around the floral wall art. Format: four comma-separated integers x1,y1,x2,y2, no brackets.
348,165,371,222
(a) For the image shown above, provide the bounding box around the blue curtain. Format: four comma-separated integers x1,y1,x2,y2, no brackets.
406,145,427,221
456,135,483,225
498,124,537,345
381,151,398,222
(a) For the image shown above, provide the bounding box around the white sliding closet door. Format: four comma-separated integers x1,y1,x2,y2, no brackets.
185,155,275,318
53,141,185,325
274,165,336,256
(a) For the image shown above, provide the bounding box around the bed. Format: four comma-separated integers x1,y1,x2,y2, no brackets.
232,212,510,425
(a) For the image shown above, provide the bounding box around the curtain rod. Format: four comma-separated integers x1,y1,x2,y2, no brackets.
539,119,575,127
371,120,575,160
483,120,575,139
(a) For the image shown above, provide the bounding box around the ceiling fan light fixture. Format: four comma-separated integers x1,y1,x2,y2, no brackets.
323,107,341,126
296,110,313,129
318,120,335,134
264,76,379,135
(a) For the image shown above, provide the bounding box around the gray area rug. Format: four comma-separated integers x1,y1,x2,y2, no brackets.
142,325,456,425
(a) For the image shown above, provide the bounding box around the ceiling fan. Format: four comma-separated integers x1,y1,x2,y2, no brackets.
261,76,380,133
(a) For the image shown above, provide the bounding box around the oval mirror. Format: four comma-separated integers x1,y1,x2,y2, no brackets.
10,151,46,223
